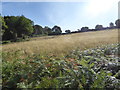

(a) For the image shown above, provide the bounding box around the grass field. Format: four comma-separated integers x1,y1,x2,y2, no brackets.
2,29,120,89
2,29,118,58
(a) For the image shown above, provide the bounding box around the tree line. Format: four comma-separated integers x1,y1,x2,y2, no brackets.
1,15,62,41
1,15,120,42
65,20,120,34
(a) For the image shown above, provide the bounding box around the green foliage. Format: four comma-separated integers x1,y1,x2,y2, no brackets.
16,15,34,37
115,19,120,28
3,16,18,40
43,26,52,35
65,30,71,33
81,27,89,32
2,15,34,41
52,25,62,35
95,25,103,30
2,44,120,89
0,16,8,36
33,25,44,35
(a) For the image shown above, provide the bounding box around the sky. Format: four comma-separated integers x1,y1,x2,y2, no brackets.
1,0,119,32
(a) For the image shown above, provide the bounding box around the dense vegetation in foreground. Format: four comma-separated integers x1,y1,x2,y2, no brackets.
2,43,120,89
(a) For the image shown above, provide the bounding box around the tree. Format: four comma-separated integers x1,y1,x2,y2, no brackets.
65,30,71,33
2,30,15,40
0,16,8,37
81,27,89,32
109,22,114,28
3,15,34,40
95,25,103,30
115,19,120,28
52,25,62,35
33,25,44,35
16,15,34,37
3,16,18,40
43,26,52,35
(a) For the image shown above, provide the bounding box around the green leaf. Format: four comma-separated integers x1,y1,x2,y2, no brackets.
79,58,88,67
90,63,95,68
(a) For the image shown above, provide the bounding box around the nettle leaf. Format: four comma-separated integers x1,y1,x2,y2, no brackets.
79,58,88,67
90,63,95,68
65,82,71,86
81,75,86,85
107,72,112,76
78,83,84,89
90,69,96,74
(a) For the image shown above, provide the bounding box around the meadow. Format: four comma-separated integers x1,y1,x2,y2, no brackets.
2,29,120,89
2,29,118,59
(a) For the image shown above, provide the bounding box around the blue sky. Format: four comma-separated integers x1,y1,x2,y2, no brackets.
2,0,119,32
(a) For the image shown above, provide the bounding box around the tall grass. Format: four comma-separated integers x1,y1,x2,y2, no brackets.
2,29,118,60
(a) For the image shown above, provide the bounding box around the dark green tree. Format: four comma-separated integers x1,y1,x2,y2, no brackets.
3,15,34,40
0,16,8,36
109,22,114,28
115,19,120,28
52,25,62,35
43,26,52,35
3,16,18,40
81,27,89,32
16,15,34,37
65,30,71,33
33,25,44,35
95,25,103,30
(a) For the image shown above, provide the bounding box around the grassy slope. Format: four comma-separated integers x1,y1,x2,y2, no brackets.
1,29,120,89
2,29,118,59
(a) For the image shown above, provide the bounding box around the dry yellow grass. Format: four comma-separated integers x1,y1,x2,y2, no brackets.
2,29,118,57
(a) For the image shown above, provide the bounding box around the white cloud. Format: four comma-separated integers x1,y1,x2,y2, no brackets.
84,0,119,18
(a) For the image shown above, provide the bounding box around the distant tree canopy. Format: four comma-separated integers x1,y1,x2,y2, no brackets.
52,25,62,35
2,15,34,40
43,26,52,35
33,25,63,35
81,27,89,32
109,22,114,28
33,25,44,35
95,25,103,30
65,30,71,33
115,19,120,28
